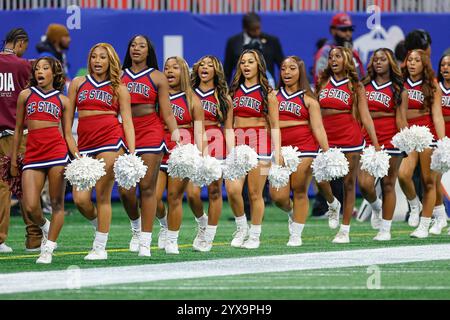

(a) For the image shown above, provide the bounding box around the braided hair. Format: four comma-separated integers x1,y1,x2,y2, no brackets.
2,28,28,50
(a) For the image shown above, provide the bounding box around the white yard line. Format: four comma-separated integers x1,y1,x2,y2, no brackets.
1,244,450,294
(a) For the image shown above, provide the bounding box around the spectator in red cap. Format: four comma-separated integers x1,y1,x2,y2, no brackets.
313,12,365,85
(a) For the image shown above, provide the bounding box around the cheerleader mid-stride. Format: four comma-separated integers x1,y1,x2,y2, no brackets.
11,57,70,264
119,35,179,257
358,48,408,241
64,43,135,260
270,56,330,246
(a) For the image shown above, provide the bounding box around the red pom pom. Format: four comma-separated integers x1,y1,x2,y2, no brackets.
0,154,24,199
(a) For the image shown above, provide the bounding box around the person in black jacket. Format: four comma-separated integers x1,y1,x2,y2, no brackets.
224,12,284,85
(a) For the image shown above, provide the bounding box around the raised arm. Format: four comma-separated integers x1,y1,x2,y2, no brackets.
10,90,28,176
305,95,329,151
118,84,135,154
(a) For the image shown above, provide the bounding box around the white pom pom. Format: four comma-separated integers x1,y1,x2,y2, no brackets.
360,146,391,178
392,125,433,153
167,144,202,180
191,156,223,187
431,137,450,173
268,164,290,190
312,148,349,182
222,145,259,181
281,146,302,173
113,153,148,190
65,156,106,191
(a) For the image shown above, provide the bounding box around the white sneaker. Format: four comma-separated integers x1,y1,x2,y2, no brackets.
326,200,341,230
36,248,53,264
287,235,302,247
408,202,423,227
193,240,212,252
332,231,350,244
371,209,382,230
241,235,260,249
230,224,249,248
138,244,151,257
165,239,179,254
129,229,140,252
192,226,206,251
373,230,391,241
0,243,13,253
84,247,108,260
158,227,167,249
429,216,448,235
410,225,429,239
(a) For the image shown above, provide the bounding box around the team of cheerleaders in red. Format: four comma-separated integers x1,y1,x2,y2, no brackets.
9,35,450,263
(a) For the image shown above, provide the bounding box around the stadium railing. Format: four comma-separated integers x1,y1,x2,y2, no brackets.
1,0,450,13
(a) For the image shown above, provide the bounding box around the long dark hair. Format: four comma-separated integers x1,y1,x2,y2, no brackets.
230,49,271,114
277,56,314,99
362,48,404,106
437,54,450,84
191,55,229,123
402,49,437,112
29,57,65,92
122,35,158,70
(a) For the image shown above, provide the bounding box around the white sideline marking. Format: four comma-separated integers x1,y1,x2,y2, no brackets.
1,244,450,294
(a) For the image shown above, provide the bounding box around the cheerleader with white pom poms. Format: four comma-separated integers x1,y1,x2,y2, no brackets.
316,47,381,244
357,49,408,241
269,56,331,247
397,50,445,238
226,49,282,250
118,35,180,257
429,53,450,236
184,55,233,252
11,57,70,264
64,43,136,260
155,56,205,254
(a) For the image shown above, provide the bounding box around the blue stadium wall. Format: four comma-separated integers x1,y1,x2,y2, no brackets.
1,10,449,200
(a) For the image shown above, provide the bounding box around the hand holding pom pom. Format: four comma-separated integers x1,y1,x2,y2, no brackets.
114,153,148,190
312,148,349,182
431,137,450,173
268,164,290,190
191,156,223,187
281,146,302,173
167,144,202,180
222,145,259,181
360,146,391,178
392,125,433,154
65,155,106,191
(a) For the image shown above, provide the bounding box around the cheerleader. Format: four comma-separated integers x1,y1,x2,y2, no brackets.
357,48,408,241
227,49,281,249
269,56,330,246
11,57,70,264
155,56,205,254
429,53,450,235
316,46,380,243
185,55,232,252
398,49,445,238
64,43,135,260
119,35,179,257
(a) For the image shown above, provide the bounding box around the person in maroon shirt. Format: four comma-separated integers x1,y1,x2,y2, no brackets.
0,28,43,253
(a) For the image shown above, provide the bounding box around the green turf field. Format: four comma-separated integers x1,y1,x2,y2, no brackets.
1,200,450,299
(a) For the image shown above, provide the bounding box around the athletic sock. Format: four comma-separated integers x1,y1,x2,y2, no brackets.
205,225,217,243
44,240,57,253
340,224,350,233
140,231,152,246
327,197,339,210
40,218,50,235
130,217,141,231
249,224,261,238
195,213,208,228
93,231,108,250
380,219,392,232
90,218,98,230
290,222,304,236
408,196,420,208
235,215,248,228
158,215,168,229
370,198,382,212
167,230,179,243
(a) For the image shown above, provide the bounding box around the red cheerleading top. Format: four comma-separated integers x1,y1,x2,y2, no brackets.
404,78,425,110
121,68,158,105
365,80,396,113
25,87,63,122
440,81,450,117
277,87,310,121
318,76,353,111
169,91,192,126
194,87,220,122
232,83,265,118
76,75,119,112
